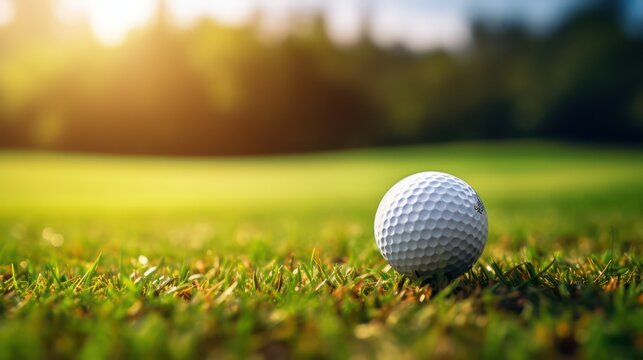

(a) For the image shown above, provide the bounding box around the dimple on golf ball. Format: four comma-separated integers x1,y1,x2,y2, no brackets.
374,172,487,279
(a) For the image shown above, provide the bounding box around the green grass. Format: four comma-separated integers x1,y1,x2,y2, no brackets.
0,142,641,359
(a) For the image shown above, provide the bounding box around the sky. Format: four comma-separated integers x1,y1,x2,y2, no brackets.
0,0,641,50
623,0,643,34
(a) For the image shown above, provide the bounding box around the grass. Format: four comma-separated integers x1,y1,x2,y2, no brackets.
0,141,641,359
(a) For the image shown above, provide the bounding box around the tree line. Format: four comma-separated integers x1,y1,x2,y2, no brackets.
0,1,641,155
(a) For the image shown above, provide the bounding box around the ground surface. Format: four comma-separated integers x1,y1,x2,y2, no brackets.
0,142,641,359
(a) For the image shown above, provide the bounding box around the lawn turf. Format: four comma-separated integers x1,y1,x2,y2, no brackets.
0,141,641,359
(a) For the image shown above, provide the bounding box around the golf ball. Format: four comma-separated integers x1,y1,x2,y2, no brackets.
374,172,487,279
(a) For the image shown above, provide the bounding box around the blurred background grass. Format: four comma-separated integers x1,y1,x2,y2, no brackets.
1,142,641,216
1,142,641,262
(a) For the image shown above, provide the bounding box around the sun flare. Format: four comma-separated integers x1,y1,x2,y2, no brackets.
59,0,156,46
0,0,13,27
57,0,257,46
88,0,156,45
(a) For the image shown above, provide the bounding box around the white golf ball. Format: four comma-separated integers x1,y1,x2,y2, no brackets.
374,172,487,279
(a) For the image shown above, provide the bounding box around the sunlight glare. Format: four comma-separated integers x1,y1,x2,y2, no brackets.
0,0,13,27
88,0,156,45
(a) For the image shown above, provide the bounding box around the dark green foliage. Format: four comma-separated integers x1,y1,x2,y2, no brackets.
0,3,641,155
